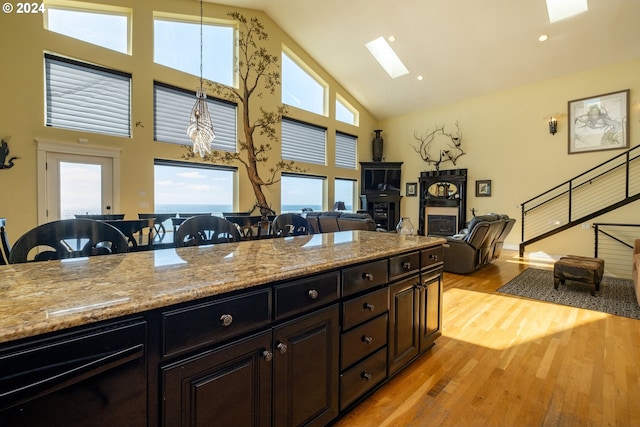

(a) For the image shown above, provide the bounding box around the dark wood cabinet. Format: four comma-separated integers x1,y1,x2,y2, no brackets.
388,275,420,376
161,330,273,427
419,267,443,352
359,162,403,231
273,305,339,427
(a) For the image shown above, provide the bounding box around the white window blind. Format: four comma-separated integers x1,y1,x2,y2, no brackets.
45,54,131,137
281,118,326,165
154,83,237,153
335,132,357,169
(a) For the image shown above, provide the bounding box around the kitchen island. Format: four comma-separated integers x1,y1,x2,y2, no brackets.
0,231,445,426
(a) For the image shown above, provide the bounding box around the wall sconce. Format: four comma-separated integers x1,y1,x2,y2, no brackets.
548,116,558,135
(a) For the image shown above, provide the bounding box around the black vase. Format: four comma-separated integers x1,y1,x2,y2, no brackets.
372,129,383,162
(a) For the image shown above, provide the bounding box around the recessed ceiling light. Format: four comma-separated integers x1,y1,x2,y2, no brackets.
388,35,396,42
365,36,409,79
546,0,588,23
417,75,424,81
538,34,549,42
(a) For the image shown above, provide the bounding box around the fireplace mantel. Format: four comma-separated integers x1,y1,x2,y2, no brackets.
418,169,467,236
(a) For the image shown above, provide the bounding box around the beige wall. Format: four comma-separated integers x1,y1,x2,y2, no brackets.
380,57,640,256
0,0,377,239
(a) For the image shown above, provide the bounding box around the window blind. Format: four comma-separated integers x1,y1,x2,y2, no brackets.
154,83,237,153
281,118,326,165
45,54,131,137
335,131,357,169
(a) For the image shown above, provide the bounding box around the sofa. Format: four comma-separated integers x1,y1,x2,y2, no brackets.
304,211,377,233
437,213,515,274
634,239,640,305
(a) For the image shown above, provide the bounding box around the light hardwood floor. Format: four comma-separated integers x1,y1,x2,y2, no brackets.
335,250,640,427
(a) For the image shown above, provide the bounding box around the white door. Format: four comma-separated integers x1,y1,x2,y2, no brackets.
45,152,115,220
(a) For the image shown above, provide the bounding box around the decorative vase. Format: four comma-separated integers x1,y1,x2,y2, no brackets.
372,129,384,162
396,217,414,235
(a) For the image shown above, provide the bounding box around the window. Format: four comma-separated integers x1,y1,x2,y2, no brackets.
154,16,234,87
45,54,131,137
282,50,326,115
46,5,130,54
281,118,326,165
154,160,235,217
154,82,237,152
335,179,356,212
336,95,358,126
335,132,357,169
281,174,325,213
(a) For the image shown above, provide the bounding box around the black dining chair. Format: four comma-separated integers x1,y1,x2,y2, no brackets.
9,219,129,263
174,215,242,247
0,218,10,265
75,214,126,220
272,213,313,237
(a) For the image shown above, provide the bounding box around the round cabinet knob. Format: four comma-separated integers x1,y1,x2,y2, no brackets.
362,273,374,281
220,314,233,327
262,350,273,362
276,342,288,354
362,335,373,344
402,261,412,270
363,303,375,311
361,372,372,381
308,289,319,300
430,254,438,260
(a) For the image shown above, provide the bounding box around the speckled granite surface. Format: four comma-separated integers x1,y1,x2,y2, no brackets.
0,231,444,344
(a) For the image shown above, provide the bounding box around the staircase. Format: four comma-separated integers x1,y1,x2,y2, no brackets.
520,145,640,256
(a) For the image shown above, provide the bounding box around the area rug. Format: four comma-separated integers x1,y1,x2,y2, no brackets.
497,268,640,320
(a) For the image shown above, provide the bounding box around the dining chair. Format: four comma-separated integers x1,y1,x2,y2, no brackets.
272,213,313,237
174,215,242,247
0,218,10,265
9,219,129,263
75,214,126,220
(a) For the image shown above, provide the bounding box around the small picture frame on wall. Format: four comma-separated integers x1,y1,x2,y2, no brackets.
476,180,491,197
406,182,418,197
568,89,629,154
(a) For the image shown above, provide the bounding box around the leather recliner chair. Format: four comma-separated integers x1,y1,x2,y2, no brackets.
440,214,514,274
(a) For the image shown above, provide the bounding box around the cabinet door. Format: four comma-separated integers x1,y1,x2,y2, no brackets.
419,269,443,352
388,276,420,377
273,305,339,427
162,331,272,427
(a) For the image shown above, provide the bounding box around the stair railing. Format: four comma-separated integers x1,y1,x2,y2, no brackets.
593,222,640,279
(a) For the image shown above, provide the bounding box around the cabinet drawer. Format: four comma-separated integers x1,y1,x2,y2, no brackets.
421,245,444,269
340,347,387,410
342,259,388,297
389,251,420,281
341,314,388,369
162,288,272,357
342,287,389,330
274,271,340,321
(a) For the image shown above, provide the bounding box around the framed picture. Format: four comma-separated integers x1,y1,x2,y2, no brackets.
568,89,629,154
406,182,417,197
476,180,491,197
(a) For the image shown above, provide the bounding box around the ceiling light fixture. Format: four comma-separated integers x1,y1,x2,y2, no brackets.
538,34,549,42
186,0,215,157
545,0,588,23
365,36,409,79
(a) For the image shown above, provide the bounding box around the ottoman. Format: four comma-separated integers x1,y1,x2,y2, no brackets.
553,255,605,296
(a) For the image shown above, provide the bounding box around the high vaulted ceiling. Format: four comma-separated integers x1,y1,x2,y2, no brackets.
208,0,640,120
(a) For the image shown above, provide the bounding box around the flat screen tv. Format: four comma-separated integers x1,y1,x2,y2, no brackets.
362,167,401,194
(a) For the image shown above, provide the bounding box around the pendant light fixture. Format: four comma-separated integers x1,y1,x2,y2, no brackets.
186,0,215,157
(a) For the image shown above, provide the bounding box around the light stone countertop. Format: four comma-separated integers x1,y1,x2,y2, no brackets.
0,231,445,344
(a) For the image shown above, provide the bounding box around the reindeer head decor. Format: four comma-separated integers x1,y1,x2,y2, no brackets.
411,121,465,171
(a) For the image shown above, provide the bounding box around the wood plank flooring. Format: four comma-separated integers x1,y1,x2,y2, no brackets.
335,251,640,426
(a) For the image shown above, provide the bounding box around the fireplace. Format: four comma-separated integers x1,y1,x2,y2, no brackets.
427,214,457,236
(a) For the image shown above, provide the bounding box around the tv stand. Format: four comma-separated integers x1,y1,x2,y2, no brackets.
360,162,403,231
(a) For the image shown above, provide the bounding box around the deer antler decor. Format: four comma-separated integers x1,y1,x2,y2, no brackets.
411,121,465,171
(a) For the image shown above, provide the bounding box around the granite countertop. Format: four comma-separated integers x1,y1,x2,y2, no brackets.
0,231,444,344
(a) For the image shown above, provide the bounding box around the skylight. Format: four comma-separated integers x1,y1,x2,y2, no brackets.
365,37,409,79
546,0,588,23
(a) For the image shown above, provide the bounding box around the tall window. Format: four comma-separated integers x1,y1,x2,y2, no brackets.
46,5,130,54
281,118,326,165
335,132,357,169
335,179,356,212
45,54,131,137
154,82,237,152
336,95,358,126
154,160,235,217
154,16,234,87
282,50,326,116
281,174,325,213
